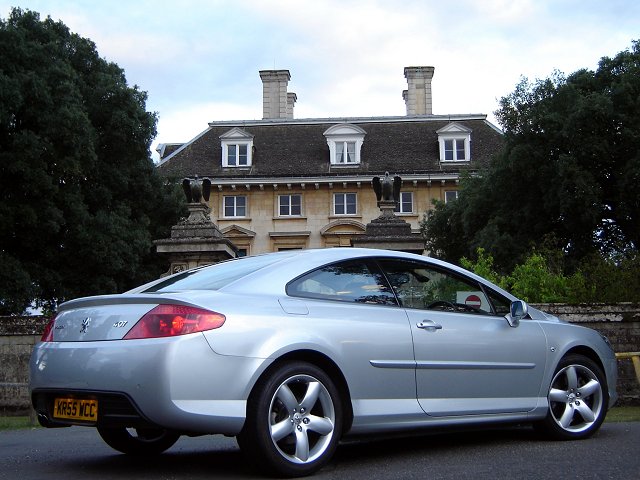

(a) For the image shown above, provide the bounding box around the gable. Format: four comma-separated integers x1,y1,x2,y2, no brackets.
436,122,473,135
323,123,367,136
221,224,256,238
321,220,366,235
220,127,255,140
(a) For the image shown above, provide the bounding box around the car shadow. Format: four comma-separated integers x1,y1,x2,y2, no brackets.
60,424,614,479
71,446,262,479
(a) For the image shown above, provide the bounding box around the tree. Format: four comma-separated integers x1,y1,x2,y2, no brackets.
422,40,640,273
0,9,184,315
459,247,640,304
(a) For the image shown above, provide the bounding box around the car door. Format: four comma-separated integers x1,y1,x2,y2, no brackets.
286,259,419,426
377,258,548,417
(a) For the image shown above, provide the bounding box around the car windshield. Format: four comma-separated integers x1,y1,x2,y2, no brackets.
142,252,299,292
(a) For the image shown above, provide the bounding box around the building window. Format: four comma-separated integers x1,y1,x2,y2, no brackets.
279,194,302,216
445,191,458,203
226,144,249,166
224,196,247,217
444,139,466,161
437,122,472,163
334,193,357,215
324,124,366,166
220,127,254,168
395,192,414,214
335,142,357,164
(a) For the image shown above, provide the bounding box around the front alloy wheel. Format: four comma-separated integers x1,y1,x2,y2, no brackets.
536,354,608,440
238,361,342,477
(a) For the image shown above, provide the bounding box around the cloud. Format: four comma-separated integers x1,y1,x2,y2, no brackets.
3,0,638,151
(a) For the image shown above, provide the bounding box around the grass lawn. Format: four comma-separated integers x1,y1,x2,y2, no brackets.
0,415,39,431
1,406,639,432
605,406,640,422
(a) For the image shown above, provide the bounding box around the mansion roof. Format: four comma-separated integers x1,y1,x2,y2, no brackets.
157,114,503,181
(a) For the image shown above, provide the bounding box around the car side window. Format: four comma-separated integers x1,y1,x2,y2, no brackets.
287,260,397,306
377,259,493,314
487,289,512,315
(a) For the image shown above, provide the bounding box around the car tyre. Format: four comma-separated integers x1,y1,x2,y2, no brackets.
535,354,608,440
97,426,180,455
237,361,343,477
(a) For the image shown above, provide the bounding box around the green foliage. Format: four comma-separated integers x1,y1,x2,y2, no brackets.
460,248,504,288
0,9,184,314
461,248,577,303
506,253,574,303
573,253,640,303
460,247,640,303
422,40,640,272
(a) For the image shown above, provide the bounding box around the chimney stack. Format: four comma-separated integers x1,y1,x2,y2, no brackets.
403,66,434,115
286,92,297,119
259,70,295,119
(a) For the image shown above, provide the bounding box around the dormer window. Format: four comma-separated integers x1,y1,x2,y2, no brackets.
324,124,366,165
220,127,254,167
336,141,356,164
227,144,248,166
437,123,471,162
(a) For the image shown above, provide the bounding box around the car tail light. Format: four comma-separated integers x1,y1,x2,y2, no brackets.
124,304,226,339
41,315,57,342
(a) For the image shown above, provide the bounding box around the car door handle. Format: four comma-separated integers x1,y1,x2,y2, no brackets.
416,320,442,331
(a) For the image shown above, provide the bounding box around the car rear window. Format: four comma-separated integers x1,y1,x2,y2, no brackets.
142,253,298,292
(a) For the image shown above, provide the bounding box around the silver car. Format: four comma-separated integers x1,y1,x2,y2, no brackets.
30,248,617,477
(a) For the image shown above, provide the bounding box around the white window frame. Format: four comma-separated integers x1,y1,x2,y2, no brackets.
395,191,414,214
333,192,357,215
324,124,366,166
334,141,357,164
224,143,250,167
443,139,467,161
223,195,247,218
278,194,302,217
437,123,472,163
220,128,254,168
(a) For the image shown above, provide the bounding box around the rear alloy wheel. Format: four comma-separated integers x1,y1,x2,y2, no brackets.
536,354,608,440
97,426,180,455
238,361,342,477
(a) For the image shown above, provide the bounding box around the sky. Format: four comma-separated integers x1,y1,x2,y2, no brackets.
1,0,638,161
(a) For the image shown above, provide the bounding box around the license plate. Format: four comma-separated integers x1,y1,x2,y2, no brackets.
53,397,98,422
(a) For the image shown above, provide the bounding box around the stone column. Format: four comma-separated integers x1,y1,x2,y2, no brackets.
351,176,425,253
154,203,237,275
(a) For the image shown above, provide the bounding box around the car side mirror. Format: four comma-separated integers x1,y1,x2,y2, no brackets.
507,300,528,327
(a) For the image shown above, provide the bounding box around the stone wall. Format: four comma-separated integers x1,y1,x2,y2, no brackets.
0,316,47,415
1,304,639,415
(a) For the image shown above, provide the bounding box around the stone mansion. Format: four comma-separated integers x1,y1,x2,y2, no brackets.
156,67,503,257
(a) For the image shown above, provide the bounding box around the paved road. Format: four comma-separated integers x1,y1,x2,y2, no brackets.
1,423,639,479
